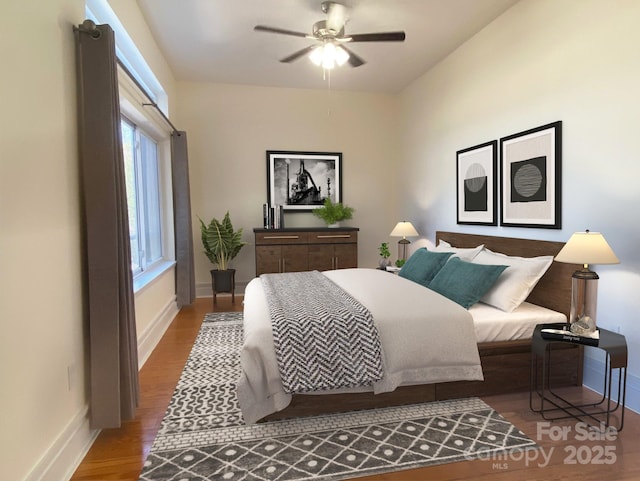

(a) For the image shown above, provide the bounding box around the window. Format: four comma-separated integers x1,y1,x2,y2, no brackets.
121,117,163,275
87,0,174,293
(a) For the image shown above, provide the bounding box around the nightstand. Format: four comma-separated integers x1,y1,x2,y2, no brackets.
530,323,627,431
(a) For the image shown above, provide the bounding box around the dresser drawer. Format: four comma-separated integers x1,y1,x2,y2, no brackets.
255,231,309,245
308,231,358,244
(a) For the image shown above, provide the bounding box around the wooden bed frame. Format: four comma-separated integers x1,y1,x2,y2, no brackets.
262,231,583,421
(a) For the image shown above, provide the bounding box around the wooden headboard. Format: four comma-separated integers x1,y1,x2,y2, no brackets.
436,231,580,317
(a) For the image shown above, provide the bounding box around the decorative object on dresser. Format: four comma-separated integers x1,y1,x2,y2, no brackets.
390,221,419,261
554,230,620,334
456,140,498,226
254,227,358,276
199,212,246,306
266,150,342,212
262,202,285,229
500,121,562,228
311,198,354,227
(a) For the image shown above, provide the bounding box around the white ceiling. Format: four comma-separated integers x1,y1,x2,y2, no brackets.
137,0,519,93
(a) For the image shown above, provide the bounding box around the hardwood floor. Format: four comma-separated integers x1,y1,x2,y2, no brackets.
70,297,640,480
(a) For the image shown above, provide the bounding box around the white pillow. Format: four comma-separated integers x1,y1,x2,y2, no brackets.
431,240,484,261
472,248,553,312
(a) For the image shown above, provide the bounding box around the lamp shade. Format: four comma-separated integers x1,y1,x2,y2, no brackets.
390,221,419,238
555,231,619,266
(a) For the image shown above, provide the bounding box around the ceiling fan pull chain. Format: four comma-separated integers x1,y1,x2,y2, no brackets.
327,69,332,117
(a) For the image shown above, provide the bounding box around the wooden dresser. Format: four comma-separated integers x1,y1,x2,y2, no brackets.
254,227,358,276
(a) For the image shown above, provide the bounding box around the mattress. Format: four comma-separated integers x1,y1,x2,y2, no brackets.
238,268,484,423
470,301,566,343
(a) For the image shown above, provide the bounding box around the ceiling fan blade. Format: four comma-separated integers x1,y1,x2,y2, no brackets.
280,45,317,63
254,25,308,38
340,45,366,67
348,31,406,42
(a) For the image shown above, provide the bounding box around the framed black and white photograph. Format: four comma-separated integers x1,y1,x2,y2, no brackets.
500,121,562,229
456,140,497,225
266,150,342,212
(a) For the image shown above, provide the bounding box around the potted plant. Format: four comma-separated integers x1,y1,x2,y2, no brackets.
199,212,246,301
378,242,392,269
312,198,354,227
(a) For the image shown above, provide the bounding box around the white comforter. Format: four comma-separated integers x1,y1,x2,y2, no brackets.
237,268,483,423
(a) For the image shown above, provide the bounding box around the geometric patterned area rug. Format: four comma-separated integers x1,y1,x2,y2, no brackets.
138,312,537,481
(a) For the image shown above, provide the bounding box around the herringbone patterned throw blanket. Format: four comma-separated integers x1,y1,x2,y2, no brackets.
260,271,384,394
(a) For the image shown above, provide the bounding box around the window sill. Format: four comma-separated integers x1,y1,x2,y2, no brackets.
133,260,176,294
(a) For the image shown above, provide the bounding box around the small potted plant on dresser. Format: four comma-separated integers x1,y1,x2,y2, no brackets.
199,212,246,305
312,198,354,227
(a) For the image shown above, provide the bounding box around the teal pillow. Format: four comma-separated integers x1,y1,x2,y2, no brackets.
399,248,453,287
428,257,508,309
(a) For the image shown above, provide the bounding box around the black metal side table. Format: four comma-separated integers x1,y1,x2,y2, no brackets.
530,323,627,431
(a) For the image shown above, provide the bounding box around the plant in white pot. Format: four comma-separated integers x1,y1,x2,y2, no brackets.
199,212,246,303
378,242,392,269
312,198,354,227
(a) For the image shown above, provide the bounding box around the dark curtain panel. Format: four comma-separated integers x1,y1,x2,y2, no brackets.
75,21,139,429
171,131,196,307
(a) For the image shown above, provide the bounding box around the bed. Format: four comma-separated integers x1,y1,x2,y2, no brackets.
238,231,583,423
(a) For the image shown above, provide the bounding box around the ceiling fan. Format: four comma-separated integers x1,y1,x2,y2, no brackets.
254,1,406,69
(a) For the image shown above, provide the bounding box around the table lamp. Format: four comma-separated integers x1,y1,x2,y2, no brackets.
390,221,419,262
554,230,619,334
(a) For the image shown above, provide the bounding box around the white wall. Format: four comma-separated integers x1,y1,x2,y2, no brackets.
176,82,401,294
400,0,640,405
0,2,86,480
0,1,179,480
106,0,176,106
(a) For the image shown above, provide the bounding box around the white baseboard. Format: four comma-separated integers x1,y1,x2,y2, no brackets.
30,297,179,481
25,406,99,481
137,296,180,368
583,352,639,414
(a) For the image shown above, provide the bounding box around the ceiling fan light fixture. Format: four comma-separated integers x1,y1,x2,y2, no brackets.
309,42,349,70
309,45,324,66
335,45,349,66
